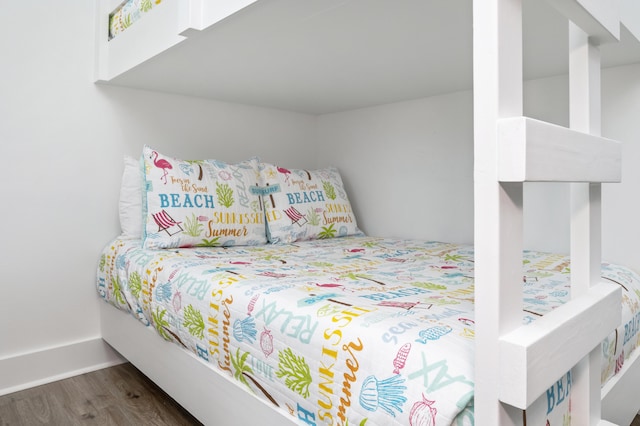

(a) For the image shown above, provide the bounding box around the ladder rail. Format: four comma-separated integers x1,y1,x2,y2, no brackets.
473,0,623,424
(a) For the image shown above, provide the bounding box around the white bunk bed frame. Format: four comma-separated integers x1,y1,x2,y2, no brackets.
96,0,640,425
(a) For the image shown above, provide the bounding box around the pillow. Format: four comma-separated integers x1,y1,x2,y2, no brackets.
142,146,266,248
258,163,361,243
118,155,143,239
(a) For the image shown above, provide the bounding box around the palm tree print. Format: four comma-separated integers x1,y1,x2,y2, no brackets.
318,224,337,239
231,348,252,389
111,276,126,306
444,253,465,263
152,307,188,348
231,349,279,406
140,0,153,12
197,237,221,247
152,307,171,341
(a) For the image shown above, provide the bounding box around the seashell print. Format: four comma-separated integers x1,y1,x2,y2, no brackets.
260,328,274,357
172,290,182,312
409,394,437,426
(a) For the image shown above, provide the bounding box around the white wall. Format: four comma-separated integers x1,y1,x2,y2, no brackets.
2,0,640,395
0,1,316,394
316,65,640,273
316,91,475,245
602,63,640,271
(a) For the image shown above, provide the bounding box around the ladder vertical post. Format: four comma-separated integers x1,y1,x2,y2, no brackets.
569,22,604,426
473,0,524,424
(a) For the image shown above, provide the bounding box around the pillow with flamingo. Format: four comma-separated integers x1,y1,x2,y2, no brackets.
141,145,266,249
258,162,361,243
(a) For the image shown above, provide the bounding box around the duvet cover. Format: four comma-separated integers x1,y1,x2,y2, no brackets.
97,236,640,425
109,0,163,39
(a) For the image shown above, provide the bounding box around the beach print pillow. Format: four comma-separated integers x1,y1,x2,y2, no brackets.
142,146,266,249
258,163,361,243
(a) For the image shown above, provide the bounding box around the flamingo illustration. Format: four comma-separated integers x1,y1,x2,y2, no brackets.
151,151,172,184
277,166,291,183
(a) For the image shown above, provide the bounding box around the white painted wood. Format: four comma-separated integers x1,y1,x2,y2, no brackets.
571,183,605,426
498,282,620,408
497,116,621,182
177,0,259,37
621,0,640,42
0,338,124,396
99,294,640,426
568,21,612,426
93,0,640,114
473,0,524,423
601,340,640,425
100,303,296,426
95,0,186,82
545,0,620,43
199,0,259,33
95,0,259,82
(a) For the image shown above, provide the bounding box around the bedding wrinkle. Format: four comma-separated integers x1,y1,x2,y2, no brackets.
98,236,640,425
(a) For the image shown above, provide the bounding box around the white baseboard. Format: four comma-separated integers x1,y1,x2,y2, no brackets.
0,337,125,396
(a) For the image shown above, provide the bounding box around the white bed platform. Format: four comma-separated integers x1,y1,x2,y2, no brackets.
95,0,640,424
101,299,640,426
101,303,296,426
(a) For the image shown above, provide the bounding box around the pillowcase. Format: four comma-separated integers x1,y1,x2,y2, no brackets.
258,163,361,243
142,146,266,249
119,155,143,239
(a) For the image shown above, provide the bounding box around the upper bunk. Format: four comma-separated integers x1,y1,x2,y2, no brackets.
95,0,640,115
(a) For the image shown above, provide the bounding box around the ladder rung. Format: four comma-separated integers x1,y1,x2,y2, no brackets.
497,116,621,183
498,282,621,409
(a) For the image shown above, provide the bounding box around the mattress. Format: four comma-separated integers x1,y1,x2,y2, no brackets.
97,235,640,425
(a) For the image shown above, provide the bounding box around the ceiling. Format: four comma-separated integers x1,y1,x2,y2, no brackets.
107,0,640,114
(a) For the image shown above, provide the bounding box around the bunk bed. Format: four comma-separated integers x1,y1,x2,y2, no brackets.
95,0,640,425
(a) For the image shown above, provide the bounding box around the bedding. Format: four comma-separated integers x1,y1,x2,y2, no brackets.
258,163,362,244
109,0,163,40
119,155,143,239
141,146,266,249
97,235,640,425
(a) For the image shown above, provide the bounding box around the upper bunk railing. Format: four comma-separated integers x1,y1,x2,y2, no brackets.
473,0,638,424
94,0,258,82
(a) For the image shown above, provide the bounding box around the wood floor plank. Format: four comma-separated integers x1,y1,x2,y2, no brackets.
1,362,638,425
0,363,202,426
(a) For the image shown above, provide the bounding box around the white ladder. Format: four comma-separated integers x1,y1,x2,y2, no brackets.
473,0,629,424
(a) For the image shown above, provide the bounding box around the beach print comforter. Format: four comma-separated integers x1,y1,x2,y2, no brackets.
97,236,640,425
109,0,163,40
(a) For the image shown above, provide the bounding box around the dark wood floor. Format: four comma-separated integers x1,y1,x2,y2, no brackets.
0,363,202,425
1,363,639,425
